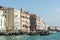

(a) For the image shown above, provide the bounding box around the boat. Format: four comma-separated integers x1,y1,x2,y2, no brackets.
40,30,50,36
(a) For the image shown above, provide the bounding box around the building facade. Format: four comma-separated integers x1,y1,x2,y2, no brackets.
36,16,41,31
0,8,6,32
34,16,46,31
0,6,20,33
30,14,36,32
39,18,46,30
20,10,30,32
0,6,46,33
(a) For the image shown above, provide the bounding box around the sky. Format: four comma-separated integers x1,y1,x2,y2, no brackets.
0,0,60,27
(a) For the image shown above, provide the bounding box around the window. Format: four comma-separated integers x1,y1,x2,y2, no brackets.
21,16,24,18
21,16,29,19
5,11,6,13
23,24,28,28
23,25,25,27
5,15,6,18
15,15,18,17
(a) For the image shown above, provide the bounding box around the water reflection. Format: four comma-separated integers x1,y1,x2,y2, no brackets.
0,36,6,40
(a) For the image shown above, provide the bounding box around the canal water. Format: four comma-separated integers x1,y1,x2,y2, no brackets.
0,32,60,40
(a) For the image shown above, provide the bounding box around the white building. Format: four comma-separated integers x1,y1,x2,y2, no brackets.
56,27,60,30
39,18,46,30
14,9,20,32
36,16,46,30
0,10,6,32
45,24,49,30
36,16,41,30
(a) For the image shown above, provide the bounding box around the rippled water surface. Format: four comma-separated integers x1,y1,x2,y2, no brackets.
0,32,60,40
